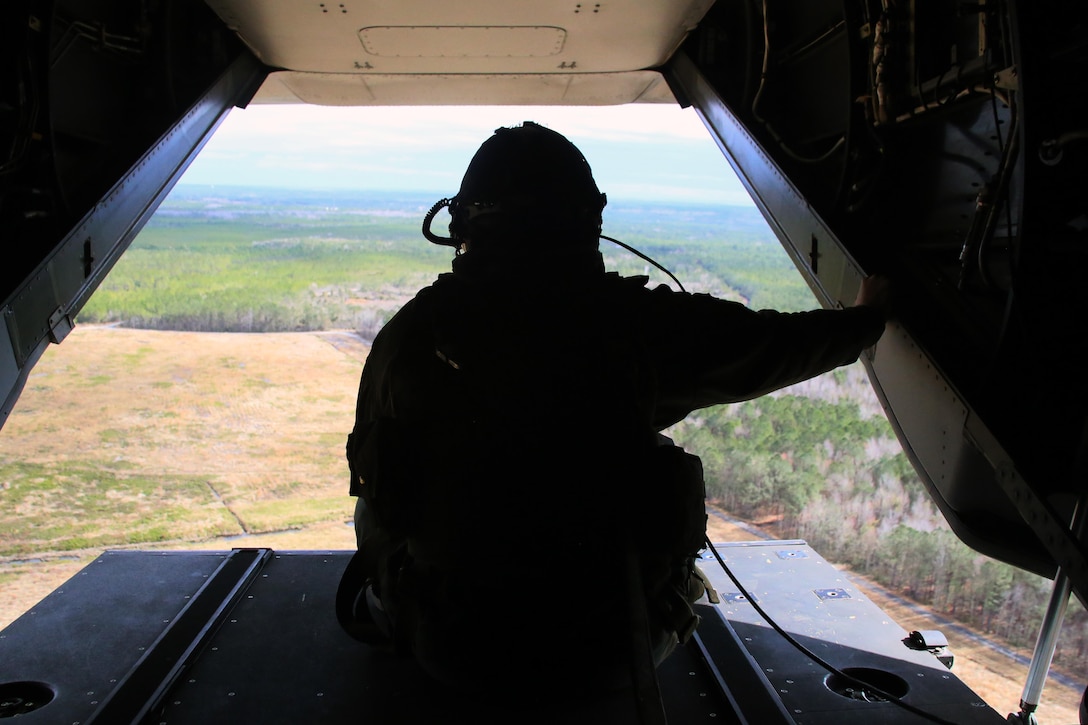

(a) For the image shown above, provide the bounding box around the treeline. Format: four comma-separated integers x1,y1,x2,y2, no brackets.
78,220,446,335
669,372,1088,677
82,290,396,340
78,190,450,335
80,193,810,333
603,201,817,311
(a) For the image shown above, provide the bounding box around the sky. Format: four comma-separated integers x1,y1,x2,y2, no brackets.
178,103,755,205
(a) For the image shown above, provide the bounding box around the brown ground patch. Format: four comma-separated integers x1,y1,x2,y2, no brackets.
0,325,364,627
2,326,364,523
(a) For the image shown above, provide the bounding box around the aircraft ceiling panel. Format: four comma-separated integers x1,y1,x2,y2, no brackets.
357,25,569,58
203,0,715,76
252,69,677,106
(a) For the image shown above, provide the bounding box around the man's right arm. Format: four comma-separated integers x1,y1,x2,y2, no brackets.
646,281,889,428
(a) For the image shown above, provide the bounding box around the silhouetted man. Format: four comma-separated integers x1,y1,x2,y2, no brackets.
338,122,889,697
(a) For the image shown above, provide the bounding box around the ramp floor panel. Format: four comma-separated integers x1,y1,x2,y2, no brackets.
0,549,728,724
695,540,1007,725
0,542,1010,724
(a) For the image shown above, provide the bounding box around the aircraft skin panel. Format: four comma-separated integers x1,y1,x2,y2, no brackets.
254,69,679,106
204,0,716,77
864,323,1050,570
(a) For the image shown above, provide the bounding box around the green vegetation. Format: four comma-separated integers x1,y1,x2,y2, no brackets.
0,461,240,554
673,394,890,516
237,497,350,533
603,201,817,311
669,385,1088,676
79,187,452,337
79,187,816,336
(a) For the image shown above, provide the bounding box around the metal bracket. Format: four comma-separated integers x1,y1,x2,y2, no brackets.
903,629,955,669
47,308,73,345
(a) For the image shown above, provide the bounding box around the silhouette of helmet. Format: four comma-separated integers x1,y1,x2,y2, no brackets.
450,122,606,250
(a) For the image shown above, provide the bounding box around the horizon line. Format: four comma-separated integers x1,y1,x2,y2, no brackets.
170,181,757,208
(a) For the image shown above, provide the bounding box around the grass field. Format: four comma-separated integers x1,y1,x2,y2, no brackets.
0,325,1081,723
0,326,363,557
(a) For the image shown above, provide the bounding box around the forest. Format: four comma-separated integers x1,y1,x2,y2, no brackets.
667,377,1088,675
78,184,1087,678
78,185,814,335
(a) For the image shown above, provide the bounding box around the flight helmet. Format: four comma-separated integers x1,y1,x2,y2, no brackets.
448,122,607,252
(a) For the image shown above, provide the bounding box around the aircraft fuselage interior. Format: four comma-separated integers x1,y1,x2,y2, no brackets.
1,0,1085,723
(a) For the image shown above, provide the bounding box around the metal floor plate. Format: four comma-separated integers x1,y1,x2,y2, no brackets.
0,549,729,724
696,540,1007,724
0,541,1009,724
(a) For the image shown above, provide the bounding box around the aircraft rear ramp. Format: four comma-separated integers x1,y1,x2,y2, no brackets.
0,543,1005,724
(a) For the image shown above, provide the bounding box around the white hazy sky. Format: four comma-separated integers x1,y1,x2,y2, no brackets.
179,103,755,205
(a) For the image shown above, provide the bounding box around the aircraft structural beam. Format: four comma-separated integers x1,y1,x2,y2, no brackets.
0,50,265,431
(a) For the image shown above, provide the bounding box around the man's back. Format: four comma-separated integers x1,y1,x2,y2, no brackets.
349,267,684,693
